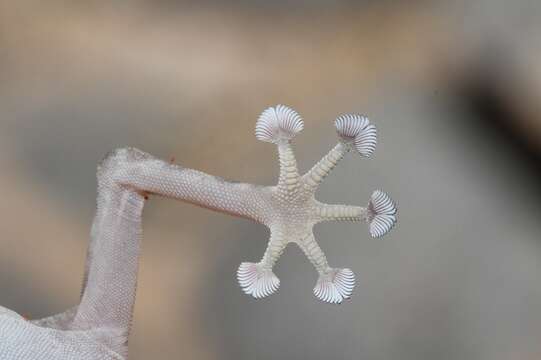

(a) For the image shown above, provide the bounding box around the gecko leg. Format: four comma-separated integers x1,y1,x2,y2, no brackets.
297,233,355,304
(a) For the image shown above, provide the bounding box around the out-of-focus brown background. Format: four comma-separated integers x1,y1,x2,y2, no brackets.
1,1,541,359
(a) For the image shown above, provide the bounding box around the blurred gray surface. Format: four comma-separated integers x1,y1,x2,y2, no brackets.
0,1,540,359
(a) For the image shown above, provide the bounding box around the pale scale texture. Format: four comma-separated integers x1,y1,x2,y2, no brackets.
0,105,397,358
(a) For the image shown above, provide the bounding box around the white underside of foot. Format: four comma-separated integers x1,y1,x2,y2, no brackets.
313,268,355,304
237,262,280,299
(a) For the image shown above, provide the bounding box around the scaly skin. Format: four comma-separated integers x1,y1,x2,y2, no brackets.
237,106,396,303
0,105,397,359
260,140,365,274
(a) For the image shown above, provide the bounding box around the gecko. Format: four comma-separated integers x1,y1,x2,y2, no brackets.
0,105,397,359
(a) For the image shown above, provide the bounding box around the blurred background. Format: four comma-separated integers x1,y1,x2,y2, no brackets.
1,1,541,359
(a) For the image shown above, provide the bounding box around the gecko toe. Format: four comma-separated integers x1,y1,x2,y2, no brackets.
237,262,280,299
314,268,355,304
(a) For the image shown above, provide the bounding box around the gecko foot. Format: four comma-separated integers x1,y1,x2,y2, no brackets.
314,268,355,304
237,262,280,299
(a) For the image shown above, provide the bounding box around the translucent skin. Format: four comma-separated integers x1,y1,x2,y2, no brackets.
0,106,396,359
